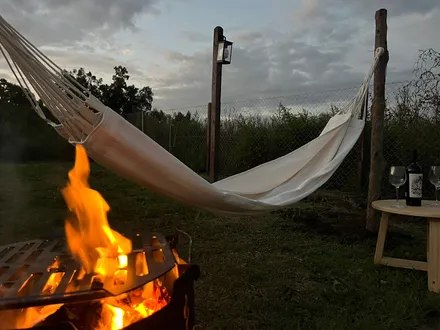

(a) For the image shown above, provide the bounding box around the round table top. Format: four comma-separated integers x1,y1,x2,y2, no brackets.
372,200,440,218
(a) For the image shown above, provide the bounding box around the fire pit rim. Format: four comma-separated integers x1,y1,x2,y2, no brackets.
0,232,177,311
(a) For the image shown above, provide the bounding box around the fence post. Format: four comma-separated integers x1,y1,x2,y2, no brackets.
168,116,173,152
366,8,389,232
209,100,219,183
206,102,212,175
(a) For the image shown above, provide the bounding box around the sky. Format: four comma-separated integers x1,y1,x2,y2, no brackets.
0,0,439,111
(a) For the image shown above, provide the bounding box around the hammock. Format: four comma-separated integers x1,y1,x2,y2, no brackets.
0,15,384,215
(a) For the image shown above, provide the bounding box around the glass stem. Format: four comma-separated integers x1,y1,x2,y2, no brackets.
396,186,399,204
436,187,438,202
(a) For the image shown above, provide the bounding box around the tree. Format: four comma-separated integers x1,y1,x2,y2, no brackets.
173,111,192,122
394,48,440,122
0,78,32,106
68,65,154,115
69,68,103,99
100,66,153,114
148,108,170,122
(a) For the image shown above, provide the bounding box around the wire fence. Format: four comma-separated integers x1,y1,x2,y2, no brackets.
217,85,363,191
124,105,208,174
381,81,440,200
124,80,440,198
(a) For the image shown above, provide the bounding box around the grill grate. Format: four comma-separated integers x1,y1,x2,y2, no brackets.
0,232,176,310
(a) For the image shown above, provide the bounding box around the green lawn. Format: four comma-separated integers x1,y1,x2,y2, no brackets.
1,162,440,329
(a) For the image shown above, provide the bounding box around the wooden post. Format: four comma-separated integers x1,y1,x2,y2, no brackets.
168,116,173,152
209,26,223,183
366,8,389,232
206,102,212,175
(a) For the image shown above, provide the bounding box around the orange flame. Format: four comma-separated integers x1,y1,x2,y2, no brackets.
61,145,132,275
61,145,169,329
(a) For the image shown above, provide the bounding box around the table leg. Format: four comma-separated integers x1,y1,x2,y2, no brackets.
427,218,430,269
374,212,390,264
428,218,440,293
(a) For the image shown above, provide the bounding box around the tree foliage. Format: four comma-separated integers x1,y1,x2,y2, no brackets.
68,66,154,114
413,48,440,109
0,78,32,107
389,48,440,123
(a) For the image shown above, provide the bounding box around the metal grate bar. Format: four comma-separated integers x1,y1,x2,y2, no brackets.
29,271,52,297
54,269,77,295
0,246,23,265
0,232,176,310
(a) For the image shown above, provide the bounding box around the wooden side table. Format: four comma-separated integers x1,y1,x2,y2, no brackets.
372,200,440,293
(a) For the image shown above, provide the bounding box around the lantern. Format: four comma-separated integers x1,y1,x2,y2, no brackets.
217,39,233,64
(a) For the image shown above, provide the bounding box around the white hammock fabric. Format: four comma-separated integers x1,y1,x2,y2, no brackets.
0,16,384,215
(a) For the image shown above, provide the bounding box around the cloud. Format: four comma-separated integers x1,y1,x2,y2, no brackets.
182,31,210,43
231,32,264,44
150,1,440,109
346,0,439,17
0,0,166,91
151,36,367,110
0,46,147,93
1,0,440,113
0,0,161,46
295,0,323,21
121,49,134,55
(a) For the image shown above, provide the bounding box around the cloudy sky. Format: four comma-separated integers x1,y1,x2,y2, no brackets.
0,0,439,110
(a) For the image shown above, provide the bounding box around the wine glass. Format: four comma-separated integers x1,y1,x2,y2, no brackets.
389,166,407,208
429,166,440,206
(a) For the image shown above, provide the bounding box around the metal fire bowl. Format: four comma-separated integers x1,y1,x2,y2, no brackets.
0,232,176,310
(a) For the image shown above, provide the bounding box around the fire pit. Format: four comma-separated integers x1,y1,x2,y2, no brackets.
0,232,200,330
0,145,200,329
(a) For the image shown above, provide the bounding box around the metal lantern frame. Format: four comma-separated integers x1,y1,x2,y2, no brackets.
217,38,233,64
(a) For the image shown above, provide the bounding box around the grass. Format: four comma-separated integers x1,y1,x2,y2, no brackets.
1,161,440,329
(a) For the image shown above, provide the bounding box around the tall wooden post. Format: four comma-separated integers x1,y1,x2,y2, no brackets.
367,8,389,232
209,26,223,182
206,102,212,175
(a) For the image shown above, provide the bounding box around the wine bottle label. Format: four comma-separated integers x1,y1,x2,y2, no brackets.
409,173,423,198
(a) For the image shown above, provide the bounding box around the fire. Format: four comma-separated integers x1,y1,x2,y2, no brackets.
96,280,170,330
61,145,132,275
0,145,170,330
61,145,169,329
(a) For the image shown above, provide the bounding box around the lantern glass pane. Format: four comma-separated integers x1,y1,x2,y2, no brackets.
217,42,225,62
224,44,232,62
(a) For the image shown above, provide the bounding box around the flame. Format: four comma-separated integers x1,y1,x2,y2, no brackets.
61,145,169,329
0,304,63,330
102,305,124,330
96,281,170,330
61,145,132,275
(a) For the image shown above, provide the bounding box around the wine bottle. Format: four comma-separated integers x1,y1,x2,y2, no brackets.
405,149,423,206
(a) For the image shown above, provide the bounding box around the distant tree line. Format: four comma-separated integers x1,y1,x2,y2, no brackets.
0,66,191,162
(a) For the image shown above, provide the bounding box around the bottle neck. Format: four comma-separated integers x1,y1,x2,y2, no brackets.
412,150,418,163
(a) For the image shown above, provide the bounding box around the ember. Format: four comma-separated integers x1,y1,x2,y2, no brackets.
0,145,199,330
